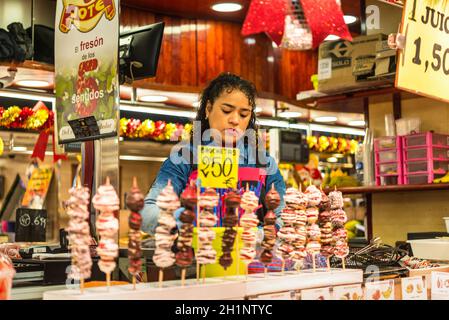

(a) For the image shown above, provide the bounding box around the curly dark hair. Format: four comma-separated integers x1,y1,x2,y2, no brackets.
191,72,259,140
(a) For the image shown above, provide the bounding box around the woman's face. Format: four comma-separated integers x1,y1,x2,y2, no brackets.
206,89,252,145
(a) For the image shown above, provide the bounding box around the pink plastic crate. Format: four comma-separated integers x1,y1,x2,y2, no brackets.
403,147,449,161
375,136,403,186
404,160,449,175
403,132,449,148
404,173,446,185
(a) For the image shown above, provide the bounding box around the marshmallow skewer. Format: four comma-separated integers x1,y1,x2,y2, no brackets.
261,185,281,275
305,185,322,272
329,189,349,269
153,180,180,287
197,188,219,283
126,177,144,290
92,177,120,289
177,181,197,286
66,176,92,294
219,190,240,271
318,188,333,272
239,184,259,277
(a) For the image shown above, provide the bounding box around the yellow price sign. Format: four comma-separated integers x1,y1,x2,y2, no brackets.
397,0,449,102
198,146,239,189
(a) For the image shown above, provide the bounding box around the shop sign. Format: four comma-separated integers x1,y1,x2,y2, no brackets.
365,279,395,300
401,276,427,300
332,284,364,300
198,146,239,189
397,0,449,103
54,0,119,144
300,287,331,300
21,166,53,209
431,271,449,300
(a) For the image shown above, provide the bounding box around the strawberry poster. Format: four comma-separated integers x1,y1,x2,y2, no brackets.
54,0,119,144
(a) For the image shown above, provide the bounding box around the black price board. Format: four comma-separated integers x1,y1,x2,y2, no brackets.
15,208,47,242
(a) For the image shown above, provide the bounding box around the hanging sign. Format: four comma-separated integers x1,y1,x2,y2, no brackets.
198,146,239,189
54,0,119,144
396,0,449,103
21,166,53,209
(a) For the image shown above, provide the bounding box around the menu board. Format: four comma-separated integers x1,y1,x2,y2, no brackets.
15,208,47,242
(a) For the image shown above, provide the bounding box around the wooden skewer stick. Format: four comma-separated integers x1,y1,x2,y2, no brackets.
80,278,84,294
106,273,111,290
327,257,331,272
196,180,201,282
245,265,248,281
342,257,346,270
202,265,206,284
281,259,285,275
264,266,267,277
181,268,186,287
132,275,136,290
158,269,163,288
235,207,240,277
312,254,316,272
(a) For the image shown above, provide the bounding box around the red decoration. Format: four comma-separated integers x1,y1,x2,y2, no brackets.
31,131,50,162
242,0,289,46
299,0,352,48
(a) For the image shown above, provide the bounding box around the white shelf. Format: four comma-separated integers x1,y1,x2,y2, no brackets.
42,268,363,300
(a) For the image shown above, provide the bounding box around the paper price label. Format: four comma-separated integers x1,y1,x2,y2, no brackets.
431,271,449,300
365,279,395,300
332,284,364,300
397,0,449,103
401,276,427,300
198,146,239,189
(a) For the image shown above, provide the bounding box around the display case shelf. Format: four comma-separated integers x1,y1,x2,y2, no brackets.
324,183,449,194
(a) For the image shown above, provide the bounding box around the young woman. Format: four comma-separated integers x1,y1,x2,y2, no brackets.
140,72,286,234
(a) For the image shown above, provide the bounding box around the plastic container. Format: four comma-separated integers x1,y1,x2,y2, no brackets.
374,136,400,150
407,238,449,260
378,163,399,175
379,175,399,186
444,217,449,233
404,147,449,161
404,173,445,185
403,132,449,148
404,160,449,174
0,254,15,300
377,150,398,163
396,118,421,136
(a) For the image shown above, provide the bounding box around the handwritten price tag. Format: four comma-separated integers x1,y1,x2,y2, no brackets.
198,146,239,189
397,0,449,102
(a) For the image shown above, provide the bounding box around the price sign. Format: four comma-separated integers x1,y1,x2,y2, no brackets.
365,279,395,300
402,276,427,300
198,146,239,189
431,271,449,300
15,208,47,242
397,0,449,102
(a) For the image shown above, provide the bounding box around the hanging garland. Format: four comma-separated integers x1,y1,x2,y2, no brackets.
0,106,53,131
307,135,360,155
119,117,192,142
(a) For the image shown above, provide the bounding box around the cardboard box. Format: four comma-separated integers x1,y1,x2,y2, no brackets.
375,40,397,77
317,34,393,93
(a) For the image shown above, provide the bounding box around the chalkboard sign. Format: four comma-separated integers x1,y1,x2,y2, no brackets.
15,208,47,242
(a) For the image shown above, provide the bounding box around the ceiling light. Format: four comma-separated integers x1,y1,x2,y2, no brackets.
119,155,166,162
314,116,337,123
344,15,357,24
348,120,366,127
15,80,50,88
325,35,340,41
327,157,338,163
0,90,55,103
257,119,290,128
279,111,302,118
12,146,27,152
120,104,196,119
333,153,345,158
267,56,274,63
244,38,256,45
310,124,365,136
139,95,168,103
211,2,243,12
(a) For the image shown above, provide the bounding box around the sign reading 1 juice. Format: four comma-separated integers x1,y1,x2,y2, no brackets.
198,146,239,189
396,0,449,102
55,0,119,144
